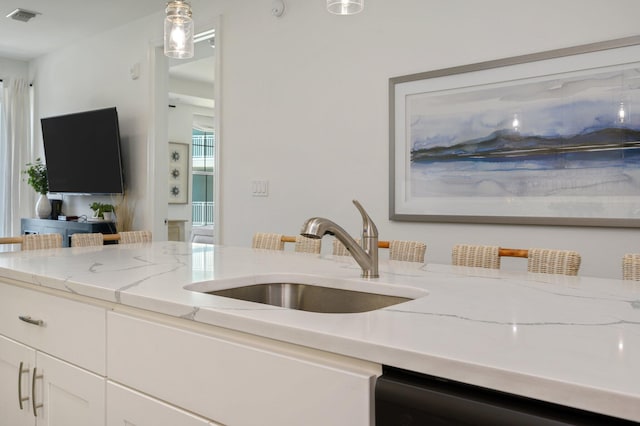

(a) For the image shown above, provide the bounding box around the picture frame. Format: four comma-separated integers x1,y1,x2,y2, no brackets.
168,142,189,204
390,35,640,227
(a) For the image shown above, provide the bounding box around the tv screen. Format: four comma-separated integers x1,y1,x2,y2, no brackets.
41,107,125,194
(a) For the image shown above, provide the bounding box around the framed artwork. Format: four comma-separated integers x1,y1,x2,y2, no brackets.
390,36,640,227
168,142,188,204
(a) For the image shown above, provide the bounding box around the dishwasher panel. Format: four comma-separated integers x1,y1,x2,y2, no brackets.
375,366,638,426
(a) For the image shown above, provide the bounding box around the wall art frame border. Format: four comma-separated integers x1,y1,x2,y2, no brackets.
389,35,640,228
168,142,189,204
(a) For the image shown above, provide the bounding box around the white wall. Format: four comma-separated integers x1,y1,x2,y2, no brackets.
29,13,164,229
0,58,28,80
28,0,640,278
217,0,640,278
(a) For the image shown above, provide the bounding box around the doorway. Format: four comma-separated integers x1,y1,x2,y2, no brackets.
162,22,219,243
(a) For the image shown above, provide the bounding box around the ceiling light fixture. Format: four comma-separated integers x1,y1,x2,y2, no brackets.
164,0,194,59
326,0,363,15
6,8,40,22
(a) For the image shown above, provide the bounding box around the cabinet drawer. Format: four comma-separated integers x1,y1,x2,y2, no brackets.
0,283,106,375
107,381,220,426
107,312,376,426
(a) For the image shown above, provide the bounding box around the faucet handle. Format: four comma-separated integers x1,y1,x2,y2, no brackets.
352,200,378,237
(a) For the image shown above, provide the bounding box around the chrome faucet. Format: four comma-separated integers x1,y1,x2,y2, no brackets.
301,200,379,278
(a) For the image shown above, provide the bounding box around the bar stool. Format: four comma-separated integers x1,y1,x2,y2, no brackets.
334,238,426,263
527,248,581,276
118,230,152,244
252,232,284,250
71,233,104,247
294,235,321,254
451,244,500,269
622,253,640,280
22,233,63,250
389,240,426,263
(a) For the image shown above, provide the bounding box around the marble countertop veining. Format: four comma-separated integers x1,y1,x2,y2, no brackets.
0,241,639,421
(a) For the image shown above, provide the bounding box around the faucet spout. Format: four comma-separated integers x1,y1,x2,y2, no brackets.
301,200,379,278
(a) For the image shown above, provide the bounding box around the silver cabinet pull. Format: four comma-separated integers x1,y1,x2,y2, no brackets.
17,361,29,409
18,316,44,326
31,367,43,417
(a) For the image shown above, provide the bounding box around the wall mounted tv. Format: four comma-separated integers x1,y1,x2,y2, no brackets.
41,107,125,194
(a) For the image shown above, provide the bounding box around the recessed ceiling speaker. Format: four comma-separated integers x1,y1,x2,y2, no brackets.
6,8,41,23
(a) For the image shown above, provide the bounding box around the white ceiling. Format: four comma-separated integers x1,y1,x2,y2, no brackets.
0,0,163,60
0,0,214,86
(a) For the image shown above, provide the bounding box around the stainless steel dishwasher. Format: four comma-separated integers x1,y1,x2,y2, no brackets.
375,366,638,426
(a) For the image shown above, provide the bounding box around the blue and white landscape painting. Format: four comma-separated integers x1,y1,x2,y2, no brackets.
409,66,640,198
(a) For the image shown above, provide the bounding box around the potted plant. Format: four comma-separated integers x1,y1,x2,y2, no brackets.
24,158,49,194
89,202,115,220
23,158,51,218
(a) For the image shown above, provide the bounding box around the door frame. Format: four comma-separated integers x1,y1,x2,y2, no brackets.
149,15,222,243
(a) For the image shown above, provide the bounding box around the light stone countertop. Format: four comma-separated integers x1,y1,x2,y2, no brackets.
0,241,638,421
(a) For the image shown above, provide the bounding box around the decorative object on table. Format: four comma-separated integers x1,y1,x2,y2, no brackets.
114,194,133,232
168,142,189,204
389,35,640,228
50,199,63,219
89,202,115,220
23,158,51,219
34,194,51,220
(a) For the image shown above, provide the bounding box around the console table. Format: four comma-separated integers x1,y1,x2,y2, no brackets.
21,218,117,247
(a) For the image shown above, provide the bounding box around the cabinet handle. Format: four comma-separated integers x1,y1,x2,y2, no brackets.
18,315,44,326
17,361,29,409
31,367,43,417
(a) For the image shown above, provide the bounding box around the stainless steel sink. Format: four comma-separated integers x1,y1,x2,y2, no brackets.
210,282,412,313
185,274,426,314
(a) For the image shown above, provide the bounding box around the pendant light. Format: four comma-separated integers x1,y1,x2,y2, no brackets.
326,0,364,15
164,0,194,59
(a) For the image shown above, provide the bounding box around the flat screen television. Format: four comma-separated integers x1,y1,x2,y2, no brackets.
41,107,125,194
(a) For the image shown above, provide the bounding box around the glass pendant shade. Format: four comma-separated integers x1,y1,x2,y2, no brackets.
164,1,194,59
327,0,364,15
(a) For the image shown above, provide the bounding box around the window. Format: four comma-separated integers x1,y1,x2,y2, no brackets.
191,128,214,226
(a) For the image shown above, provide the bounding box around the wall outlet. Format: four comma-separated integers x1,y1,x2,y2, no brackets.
252,180,269,197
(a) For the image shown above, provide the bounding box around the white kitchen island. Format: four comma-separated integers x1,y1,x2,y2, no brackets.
0,241,638,424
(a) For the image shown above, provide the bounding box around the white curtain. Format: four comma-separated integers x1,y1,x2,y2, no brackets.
0,78,33,239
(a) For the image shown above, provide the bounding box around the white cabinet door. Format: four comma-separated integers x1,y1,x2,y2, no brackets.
106,382,219,426
0,335,36,426
34,352,105,426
